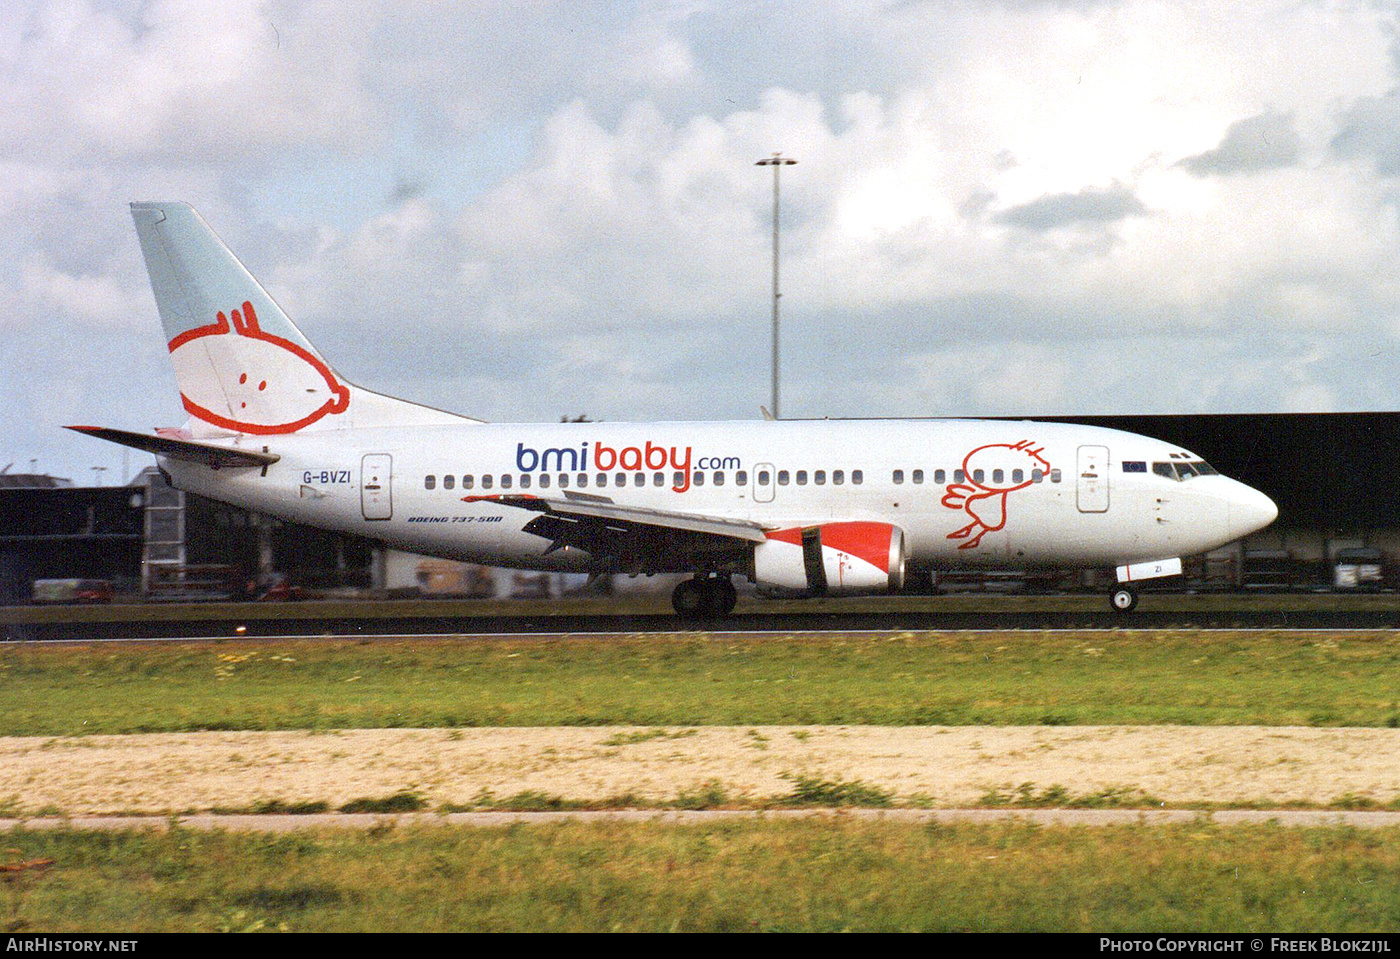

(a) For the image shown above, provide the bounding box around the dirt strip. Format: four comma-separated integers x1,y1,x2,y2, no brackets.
5,725,1400,814
8,808,1400,832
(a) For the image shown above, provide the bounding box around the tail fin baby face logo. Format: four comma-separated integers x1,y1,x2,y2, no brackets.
941,440,1050,549
167,301,349,434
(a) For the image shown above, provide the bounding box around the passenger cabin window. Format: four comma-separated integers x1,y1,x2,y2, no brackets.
482,475,493,489
796,470,807,486
616,474,627,487
1012,469,1023,484
1050,469,1062,483
714,472,725,486
1031,469,1043,483
815,470,826,486
833,470,844,485
935,469,946,484
500,475,512,489
464,475,475,490
597,473,607,486
424,475,436,490
992,469,1003,484
539,474,551,488
558,474,569,488
693,471,705,486
757,470,770,485
778,471,790,485
852,470,863,485
972,469,984,483
736,470,747,486
519,475,531,489
577,473,588,488
653,472,665,486
443,475,454,490
912,469,923,484
674,471,685,488
634,473,645,487
954,470,964,483
892,469,904,485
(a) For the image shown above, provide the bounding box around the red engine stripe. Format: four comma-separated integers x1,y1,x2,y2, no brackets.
817,522,894,573
763,527,804,547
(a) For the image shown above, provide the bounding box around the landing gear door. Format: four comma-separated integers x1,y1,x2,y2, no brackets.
753,463,775,504
361,453,393,521
1076,445,1109,513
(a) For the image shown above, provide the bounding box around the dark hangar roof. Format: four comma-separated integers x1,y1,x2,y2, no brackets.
1036,411,1400,531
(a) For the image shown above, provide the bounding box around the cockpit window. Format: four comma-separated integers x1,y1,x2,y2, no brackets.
1154,460,1217,481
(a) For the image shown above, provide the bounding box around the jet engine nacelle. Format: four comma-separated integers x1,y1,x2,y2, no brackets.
752,522,906,594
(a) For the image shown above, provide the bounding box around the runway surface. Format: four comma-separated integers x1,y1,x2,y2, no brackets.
8,808,1400,831
6,626,1400,646
7,593,1400,640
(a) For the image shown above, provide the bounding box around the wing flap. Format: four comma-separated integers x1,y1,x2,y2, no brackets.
66,425,280,468
464,492,764,572
462,492,766,543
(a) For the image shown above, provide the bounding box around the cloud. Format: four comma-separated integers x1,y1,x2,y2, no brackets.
0,0,387,165
991,182,1148,231
1332,90,1400,175
1179,111,1301,176
9,0,1400,484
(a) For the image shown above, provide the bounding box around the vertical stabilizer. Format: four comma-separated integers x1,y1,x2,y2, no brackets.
130,201,476,435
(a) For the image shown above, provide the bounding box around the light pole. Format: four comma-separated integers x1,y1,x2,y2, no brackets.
755,153,796,420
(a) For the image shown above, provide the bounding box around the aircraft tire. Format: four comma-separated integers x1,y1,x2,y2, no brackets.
712,577,737,616
672,578,709,619
1109,586,1139,613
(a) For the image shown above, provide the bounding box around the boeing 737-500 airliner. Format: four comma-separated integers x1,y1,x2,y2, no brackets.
71,202,1278,616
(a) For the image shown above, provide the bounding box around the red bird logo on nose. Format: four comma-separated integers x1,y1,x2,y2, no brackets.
942,440,1050,549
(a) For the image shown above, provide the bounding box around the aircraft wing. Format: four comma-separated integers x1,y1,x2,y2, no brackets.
463,491,765,573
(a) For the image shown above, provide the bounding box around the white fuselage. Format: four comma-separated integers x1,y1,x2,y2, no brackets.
162,417,1277,577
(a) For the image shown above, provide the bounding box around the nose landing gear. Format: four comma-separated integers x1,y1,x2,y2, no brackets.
672,575,738,620
1109,585,1139,613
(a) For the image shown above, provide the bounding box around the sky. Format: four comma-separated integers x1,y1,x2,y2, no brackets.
6,0,1400,483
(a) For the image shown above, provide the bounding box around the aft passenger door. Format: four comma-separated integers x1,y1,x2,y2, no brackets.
1076,445,1109,513
361,453,393,520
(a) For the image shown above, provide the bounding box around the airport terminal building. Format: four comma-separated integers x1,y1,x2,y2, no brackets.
3,410,1398,600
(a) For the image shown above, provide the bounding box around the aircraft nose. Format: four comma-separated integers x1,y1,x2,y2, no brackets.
1228,482,1278,540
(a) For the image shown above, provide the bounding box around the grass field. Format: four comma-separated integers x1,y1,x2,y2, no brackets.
4,819,1399,932
4,630,1400,735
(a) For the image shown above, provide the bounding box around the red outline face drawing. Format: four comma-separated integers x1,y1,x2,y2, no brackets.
941,440,1051,549
167,301,349,435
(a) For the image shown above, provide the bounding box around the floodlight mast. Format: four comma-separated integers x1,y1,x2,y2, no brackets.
755,153,796,420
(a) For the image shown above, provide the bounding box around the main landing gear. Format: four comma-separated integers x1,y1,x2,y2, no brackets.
1109,585,1139,613
672,575,738,620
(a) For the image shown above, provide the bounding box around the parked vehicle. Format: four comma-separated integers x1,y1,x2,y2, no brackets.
31,579,113,604
1333,547,1385,590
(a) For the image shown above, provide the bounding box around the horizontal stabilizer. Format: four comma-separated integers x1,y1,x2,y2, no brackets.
66,426,280,469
